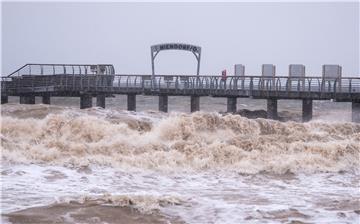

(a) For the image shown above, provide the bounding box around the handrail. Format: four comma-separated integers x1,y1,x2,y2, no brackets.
1,74,360,96
8,63,115,77
7,64,28,77
2,74,360,80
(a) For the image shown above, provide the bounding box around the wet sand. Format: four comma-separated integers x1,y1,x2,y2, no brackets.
4,202,183,224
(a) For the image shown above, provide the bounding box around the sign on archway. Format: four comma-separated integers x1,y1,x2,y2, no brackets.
150,43,201,76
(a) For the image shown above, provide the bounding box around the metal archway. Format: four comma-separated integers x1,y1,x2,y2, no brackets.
150,43,201,76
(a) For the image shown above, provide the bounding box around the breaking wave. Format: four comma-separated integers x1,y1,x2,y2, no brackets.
1,106,359,174
56,193,184,214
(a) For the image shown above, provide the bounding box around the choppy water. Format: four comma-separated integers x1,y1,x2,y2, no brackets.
1,98,359,223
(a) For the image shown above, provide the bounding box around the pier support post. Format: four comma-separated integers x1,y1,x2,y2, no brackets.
302,99,313,122
190,96,200,112
1,95,8,104
159,95,168,112
227,97,237,113
80,94,92,109
20,95,35,104
96,94,106,108
352,100,360,123
127,94,136,111
267,98,278,120
42,94,51,105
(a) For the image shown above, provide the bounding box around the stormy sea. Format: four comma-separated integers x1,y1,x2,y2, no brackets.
1,96,359,224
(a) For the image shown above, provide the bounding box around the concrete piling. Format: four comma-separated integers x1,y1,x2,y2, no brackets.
227,97,237,113
20,95,35,104
302,99,313,122
80,94,92,109
352,100,360,123
127,94,136,111
190,96,200,112
267,98,278,119
1,95,8,104
96,94,106,108
42,94,51,104
159,95,168,112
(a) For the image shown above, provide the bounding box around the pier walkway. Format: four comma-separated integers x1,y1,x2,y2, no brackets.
1,64,360,122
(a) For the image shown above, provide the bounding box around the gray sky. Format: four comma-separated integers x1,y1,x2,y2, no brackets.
1,2,359,76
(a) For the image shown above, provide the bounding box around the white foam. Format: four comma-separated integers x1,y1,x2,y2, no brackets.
1,164,359,223
1,105,359,223
1,108,359,174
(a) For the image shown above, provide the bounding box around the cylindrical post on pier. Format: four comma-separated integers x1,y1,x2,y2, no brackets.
227,97,237,113
80,94,92,109
20,95,35,104
159,95,168,112
42,94,51,105
96,94,106,108
127,94,136,111
352,100,360,123
302,99,313,122
190,96,200,112
267,98,278,120
1,95,8,104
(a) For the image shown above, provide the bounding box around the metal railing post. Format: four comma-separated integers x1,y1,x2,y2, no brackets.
349,79,352,94
250,77,253,95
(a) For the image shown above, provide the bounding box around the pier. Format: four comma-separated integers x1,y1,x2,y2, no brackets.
1,63,360,122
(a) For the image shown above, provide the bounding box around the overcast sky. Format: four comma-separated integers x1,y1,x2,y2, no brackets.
1,2,359,76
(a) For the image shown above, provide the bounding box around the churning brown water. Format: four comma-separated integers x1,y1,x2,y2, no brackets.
1,97,359,223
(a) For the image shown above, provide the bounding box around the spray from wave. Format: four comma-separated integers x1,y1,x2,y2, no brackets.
1,106,359,174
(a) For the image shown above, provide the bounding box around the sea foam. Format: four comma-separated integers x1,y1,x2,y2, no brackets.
1,105,359,174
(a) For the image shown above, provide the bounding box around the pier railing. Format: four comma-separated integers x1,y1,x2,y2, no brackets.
2,75,360,98
7,64,115,77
